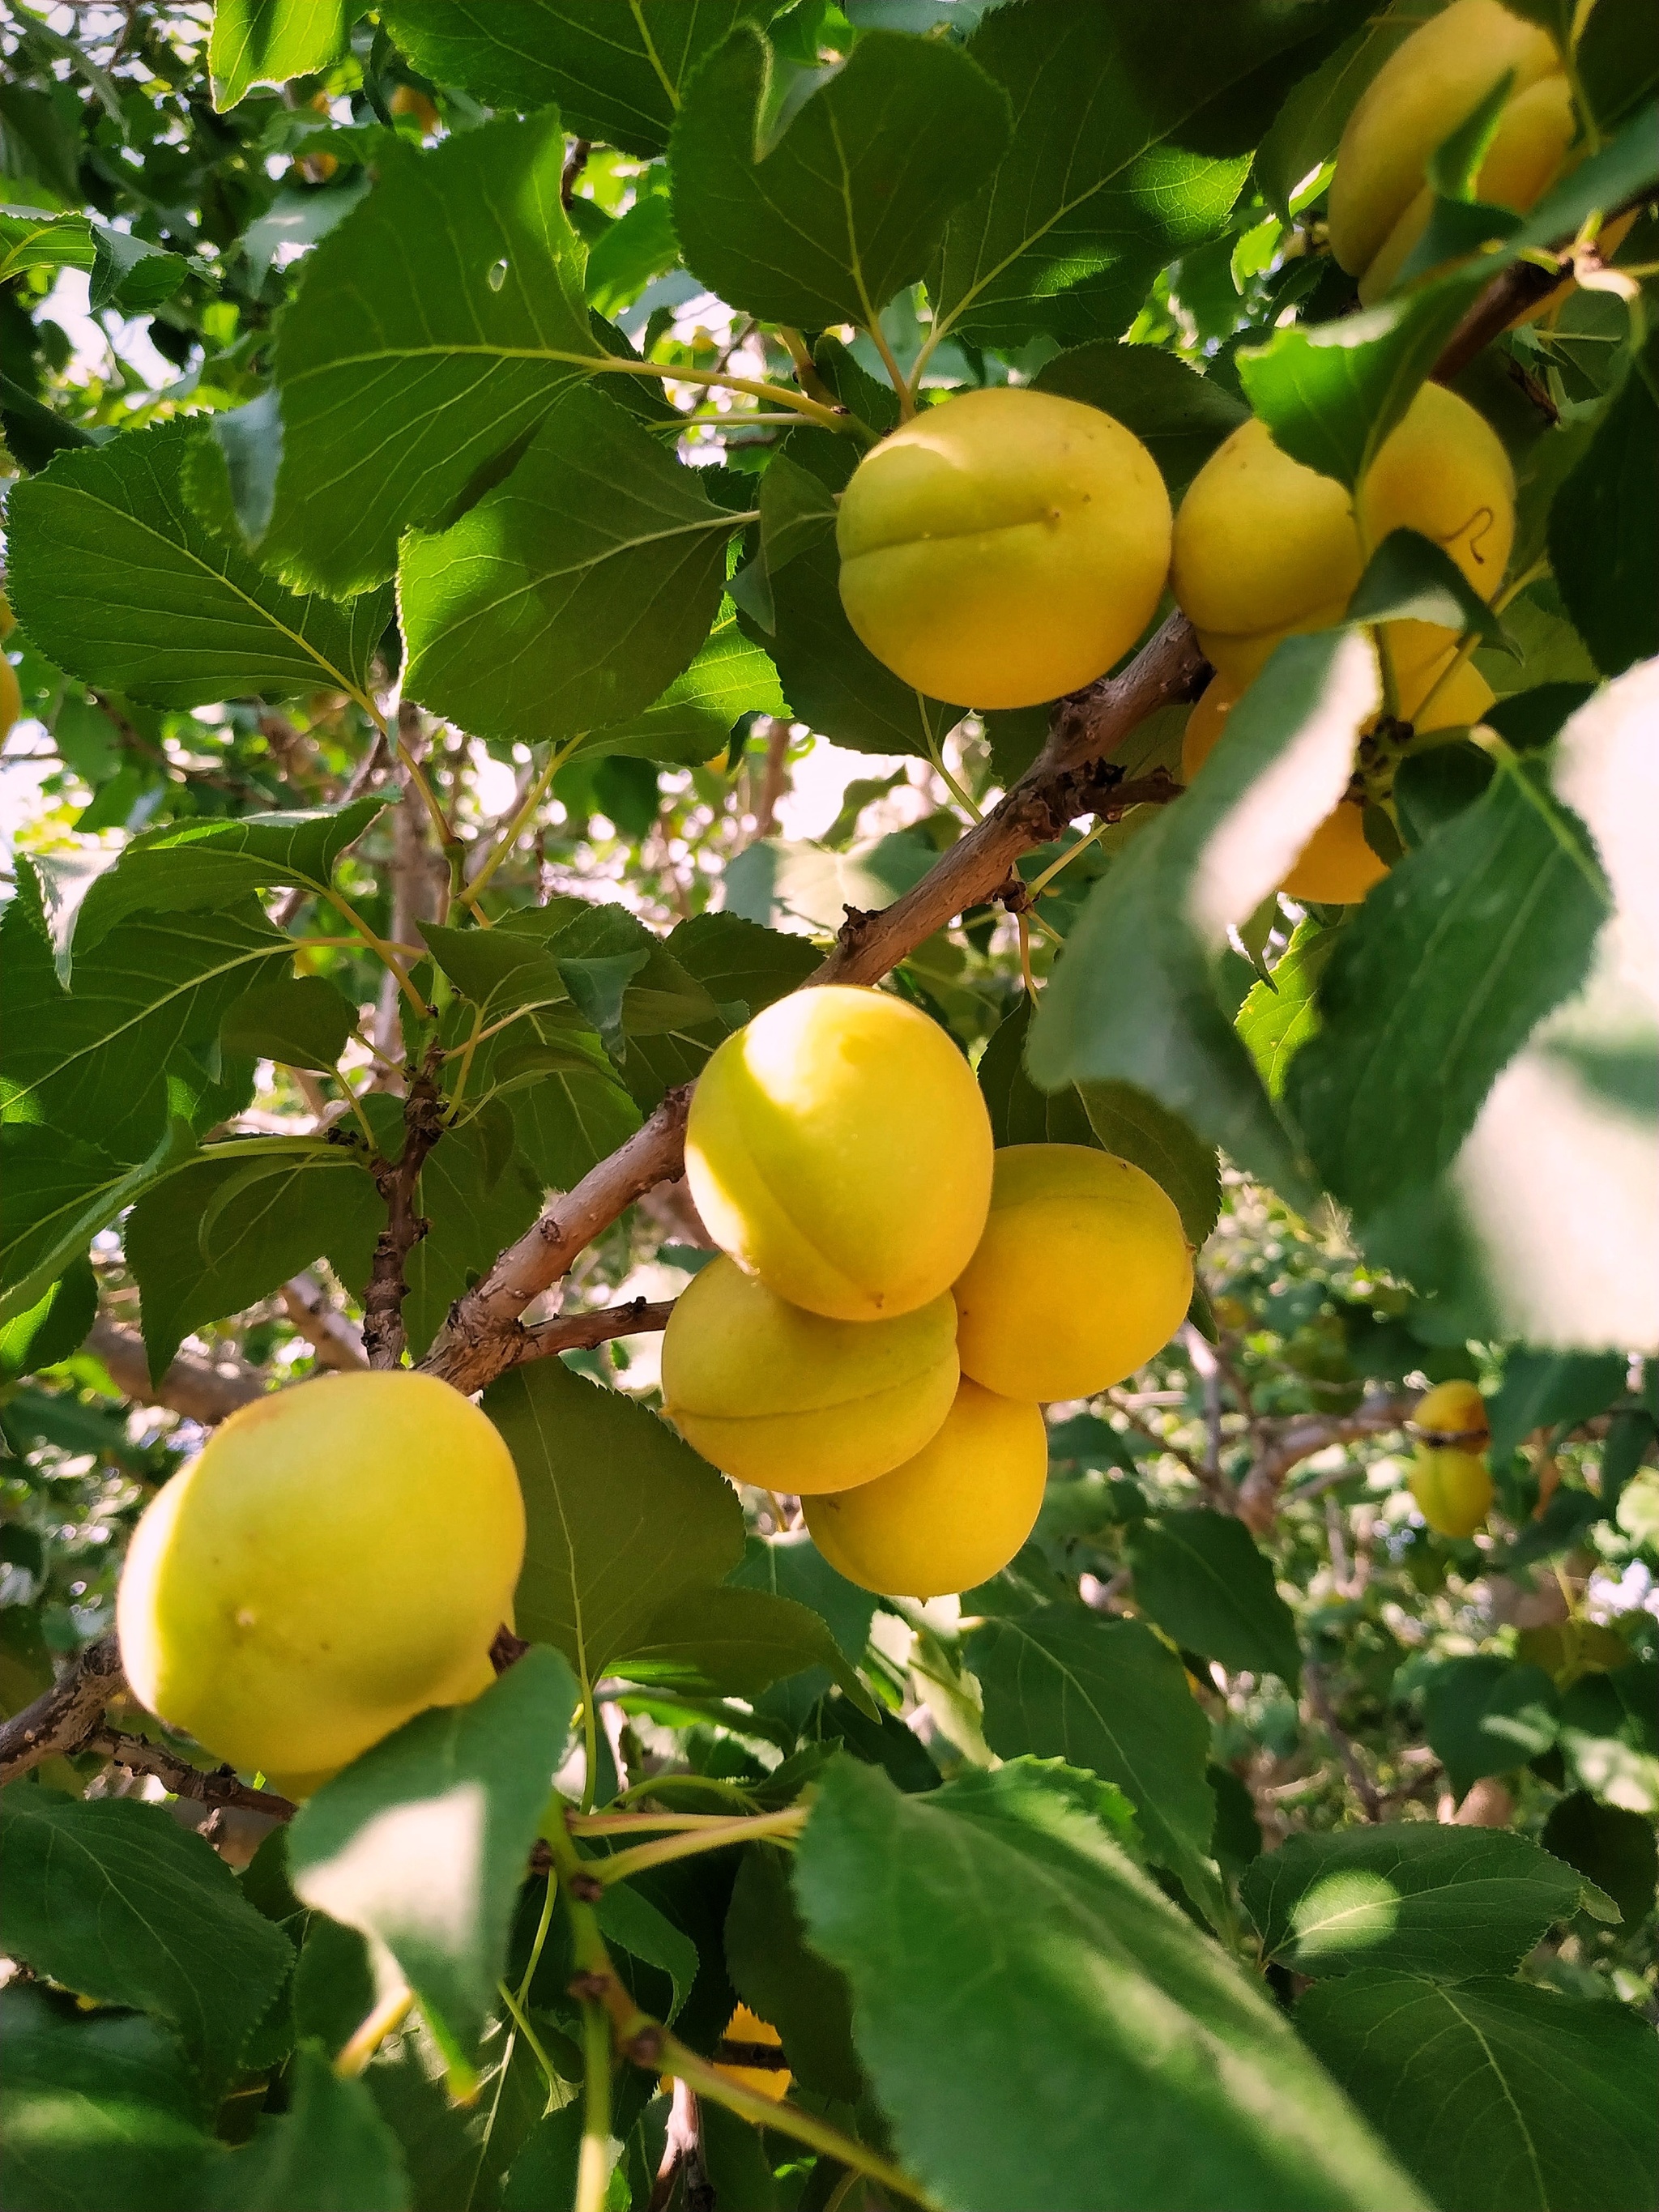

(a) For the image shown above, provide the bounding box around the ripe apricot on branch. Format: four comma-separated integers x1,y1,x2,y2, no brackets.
1170,386,1514,691
389,84,440,134
835,386,1171,710
953,1145,1193,1401
1181,654,1495,905
713,2006,791,2101
684,986,993,1323
804,1379,1047,1599
1409,1378,1494,1538
660,1255,957,1494
116,1371,524,1797
0,654,19,744
1328,0,1572,304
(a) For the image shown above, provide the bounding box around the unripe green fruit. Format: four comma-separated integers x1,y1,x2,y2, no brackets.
1170,385,1514,691
660,1255,957,1494
836,386,1171,710
684,986,993,1323
117,1372,524,1796
953,1145,1192,1401
804,1379,1047,1598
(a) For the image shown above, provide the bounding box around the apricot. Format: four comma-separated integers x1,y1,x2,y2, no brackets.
1408,1379,1492,1539
835,386,1171,710
804,1379,1047,1598
953,1146,1192,1402
0,654,19,743
1171,385,1513,691
684,986,993,1323
1182,654,1495,905
389,84,440,134
659,1255,957,1494
713,2005,791,2101
117,1372,524,1797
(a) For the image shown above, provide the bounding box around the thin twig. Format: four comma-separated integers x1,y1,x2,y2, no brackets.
1303,1662,1384,1822
89,1730,296,1819
515,1298,677,1363
362,1042,447,1368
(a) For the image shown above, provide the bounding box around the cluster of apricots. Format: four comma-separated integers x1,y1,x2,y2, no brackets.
664,985,1193,1599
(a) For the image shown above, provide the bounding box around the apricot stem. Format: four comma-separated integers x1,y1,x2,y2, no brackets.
335,1982,415,2078
458,729,588,918
592,1805,808,1885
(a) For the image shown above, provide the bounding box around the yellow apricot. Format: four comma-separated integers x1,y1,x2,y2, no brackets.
389,84,440,134
117,1372,523,1796
1410,1449,1494,1538
804,1379,1047,1598
659,1255,957,1494
953,1146,1192,1401
1414,1377,1491,1447
836,386,1171,710
713,2006,791,2101
1181,654,1495,905
1328,0,1562,282
0,654,19,743
1171,386,1513,689
684,986,993,1323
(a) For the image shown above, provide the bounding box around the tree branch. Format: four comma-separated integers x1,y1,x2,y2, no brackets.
1237,1392,1417,1532
86,1315,266,1424
281,1272,369,1371
363,1042,447,1369
88,1729,296,1820
1303,1660,1384,1822
516,1297,677,1365
1430,195,1651,387
0,1634,126,1784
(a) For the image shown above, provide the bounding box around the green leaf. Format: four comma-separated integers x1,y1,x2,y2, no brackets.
0,1255,96,1379
209,2043,409,2212
125,1144,381,1378
506,1052,643,1191
0,1118,195,1326
87,226,190,315
1488,1349,1630,1460
725,1843,862,2101
0,208,95,284
1128,1511,1301,1686
210,0,362,111
1286,752,1609,1223
1422,1656,1560,1799
0,1793,292,2109
617,1583,872,1712
669,24,1009,330
1346,527,1512,655
932,3,1363,351
794,1757,1429,2212
966,1605,1215,1877
1078,1081,1222,1248
1,863,292,1168
1243,1826,1611,1983
1297,1972,1659,2212
5,424,390,709
1540,1791,1657,1933
288,1649,578,2084
72,796,388,969
267,115,595,596
381,1,779,157
1034,343,1247,494
730,1527,878,1733
1549,338,1659,678
596,1883,697,2025
401,385,748,746
0,1987,220,2212
728,450,838,637
484,1357,745,1699
722,827,937,931
658,910,820,1018
220,976,360,1070
584,607,785,766
1235,919,1336,1099
1030,629,1383,1205
1254,15,1416,222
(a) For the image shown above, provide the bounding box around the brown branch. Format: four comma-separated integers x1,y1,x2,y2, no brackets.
0,1634,126,1784
1431,193,1651,388
1237,1392,1417,1532
281,1272,369,1372
1303,1660,1384,1822
744,714,790,844
86,1315,266,1425
362,1042,447,1369
516,1297,677,1365
89,1730,296,1820
561,136,591,209
420,1089,694,1394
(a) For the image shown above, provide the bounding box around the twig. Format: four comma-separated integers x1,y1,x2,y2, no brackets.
515,1298,677,1364
1431,190,1652,386
0,1635,127,1784
362,1042,447,1369
561,136,591,209
89,1729,296,1819
281,1272,369,1371
1237,1392,1417,1532
1303,1662,1384,1822
744,714,790,845
85,1315,266,1425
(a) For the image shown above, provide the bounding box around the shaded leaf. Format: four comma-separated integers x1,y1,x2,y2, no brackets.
1128,1511,1301,1686
1034,343,1247,493
1422,1657,1560,1799
1549,336,1659,678
221,976,360,1071
208,2043,409,2212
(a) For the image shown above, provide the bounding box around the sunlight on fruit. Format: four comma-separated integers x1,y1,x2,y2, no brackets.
711,2005,792,2101
684,986,993,1322
804,1380,1047,1598
660,1255,957,1493
116,1371,523,1796
953,1145,1193,1401
1171,385,1514,691
837,386,1171,708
